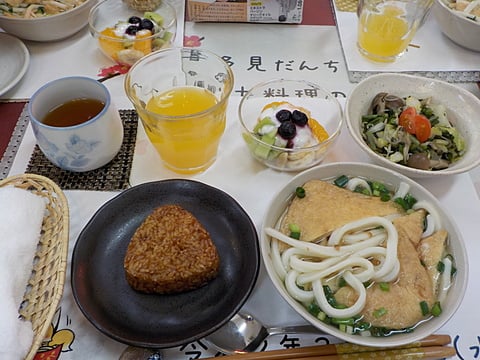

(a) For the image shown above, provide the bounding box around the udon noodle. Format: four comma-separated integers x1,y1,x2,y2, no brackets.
266,176,455,336
0,0,86,18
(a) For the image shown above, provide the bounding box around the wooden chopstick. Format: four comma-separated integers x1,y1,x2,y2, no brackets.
291,346,456,360
203,334,453,360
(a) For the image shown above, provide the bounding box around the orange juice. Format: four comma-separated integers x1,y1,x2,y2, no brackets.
142,86,226,174
357,5,416,62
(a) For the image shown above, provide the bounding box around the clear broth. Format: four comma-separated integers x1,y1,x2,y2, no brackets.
42,98,105,127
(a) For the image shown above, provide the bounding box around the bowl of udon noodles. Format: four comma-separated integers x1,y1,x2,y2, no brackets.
0,0,97,41
432,0,480,52
261,162,468,347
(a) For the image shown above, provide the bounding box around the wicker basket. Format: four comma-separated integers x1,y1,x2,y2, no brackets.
0,174,69,360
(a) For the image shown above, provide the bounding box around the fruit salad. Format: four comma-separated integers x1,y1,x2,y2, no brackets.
244,101,330,170
98,11,173,65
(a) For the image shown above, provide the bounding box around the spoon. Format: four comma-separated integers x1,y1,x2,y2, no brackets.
204,312,324,354
118,347,162,360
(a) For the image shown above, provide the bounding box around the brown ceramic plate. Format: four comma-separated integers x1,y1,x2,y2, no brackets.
71,179,259,348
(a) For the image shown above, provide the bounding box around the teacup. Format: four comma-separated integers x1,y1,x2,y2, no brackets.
28,76,124,172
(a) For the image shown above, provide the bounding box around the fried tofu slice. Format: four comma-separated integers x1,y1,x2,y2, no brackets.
280,180,403,242
417,229,448,296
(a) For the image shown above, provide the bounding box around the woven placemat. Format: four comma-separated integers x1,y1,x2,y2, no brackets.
334,0,358,12
26,110,138,191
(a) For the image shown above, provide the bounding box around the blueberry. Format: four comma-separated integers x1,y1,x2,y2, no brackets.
276,109,291,122
128,16,142,25
292,110,308,126
278,121,296,140
140,18,154,31
125,25,138,35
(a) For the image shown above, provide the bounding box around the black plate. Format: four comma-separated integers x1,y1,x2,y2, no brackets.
71,179,260,348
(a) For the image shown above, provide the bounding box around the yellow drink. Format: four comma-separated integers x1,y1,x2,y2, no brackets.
142,86,226,174
357,5,416,62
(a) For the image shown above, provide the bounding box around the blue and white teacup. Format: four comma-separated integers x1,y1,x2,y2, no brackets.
28,76,124,172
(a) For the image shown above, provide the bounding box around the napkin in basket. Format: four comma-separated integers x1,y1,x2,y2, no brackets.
0,186,46,360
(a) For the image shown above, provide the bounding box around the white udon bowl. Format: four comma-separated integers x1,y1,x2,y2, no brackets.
0,0,97,42
345,73,480,178
261,162,468,347
432,0,480,52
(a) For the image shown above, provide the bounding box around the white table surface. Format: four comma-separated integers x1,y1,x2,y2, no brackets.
2,5,480,359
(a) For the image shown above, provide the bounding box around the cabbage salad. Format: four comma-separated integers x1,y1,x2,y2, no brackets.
361,93,466,170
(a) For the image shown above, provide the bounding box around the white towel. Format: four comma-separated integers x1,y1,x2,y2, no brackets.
0,186,46,360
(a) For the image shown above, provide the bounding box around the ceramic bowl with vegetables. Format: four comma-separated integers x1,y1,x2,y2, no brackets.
346,73,480,178
88,0,176,65
261,162,468,347
432,0,480,52
0,0,97,42
239,79,344,172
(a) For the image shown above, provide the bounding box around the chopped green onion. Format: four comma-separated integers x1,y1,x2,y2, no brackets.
334,175,349,188
308,302,321,317
373,307,387,318
354,186,371,195
380,193,391,202
394,194,417,210
394,197,413,210
317,311,327,321
403,193,417,208
431,301,442,317
323,285,338,307
295,186,306,198
289,223,301,239
379,282,390,291
420,301,429,316
437,260,445,273
338,277,347,288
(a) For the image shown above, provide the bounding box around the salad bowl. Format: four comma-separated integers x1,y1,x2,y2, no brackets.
345,73,480,178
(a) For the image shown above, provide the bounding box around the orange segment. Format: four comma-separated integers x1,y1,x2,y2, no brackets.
133,29,153,55
309,118,329,142
261,101,290,112
98,27,123,61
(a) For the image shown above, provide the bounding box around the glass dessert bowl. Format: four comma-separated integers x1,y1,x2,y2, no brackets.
239,79,344,172
88,0,177,66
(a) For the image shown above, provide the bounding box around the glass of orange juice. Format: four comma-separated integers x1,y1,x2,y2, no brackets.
124,47,234,174
357,0,432,62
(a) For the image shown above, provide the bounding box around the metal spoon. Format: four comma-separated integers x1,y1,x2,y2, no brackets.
118,347,162,360
204,312,324,354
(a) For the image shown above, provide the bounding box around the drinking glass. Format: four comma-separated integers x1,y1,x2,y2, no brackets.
124,47,234,174
357,0,433,62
